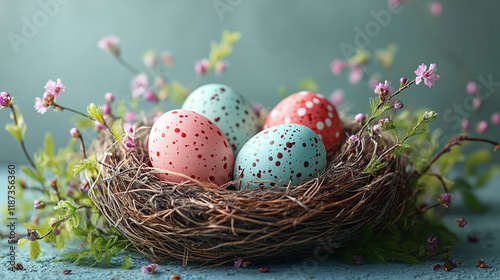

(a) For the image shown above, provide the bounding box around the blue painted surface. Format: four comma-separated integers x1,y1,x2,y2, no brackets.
0,165,499,279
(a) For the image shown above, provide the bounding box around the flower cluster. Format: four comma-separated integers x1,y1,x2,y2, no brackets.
122,124,136,150
34,79,65,114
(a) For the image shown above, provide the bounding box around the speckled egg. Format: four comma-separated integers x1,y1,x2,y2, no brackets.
233,124,327,190
264,91,343,151
182,83,260,156
148,109,234,185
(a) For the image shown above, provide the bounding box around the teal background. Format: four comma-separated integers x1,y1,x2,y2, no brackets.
1,0,500,164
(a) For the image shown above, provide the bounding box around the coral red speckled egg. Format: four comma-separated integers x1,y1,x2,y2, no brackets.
264,91,343,151
148,109,234,185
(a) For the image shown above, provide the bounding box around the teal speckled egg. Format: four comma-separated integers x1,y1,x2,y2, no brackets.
182,84,260,156
233,124,327,190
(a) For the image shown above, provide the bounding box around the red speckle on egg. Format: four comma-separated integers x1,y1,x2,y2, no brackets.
149,109,233,185
264,91,342,151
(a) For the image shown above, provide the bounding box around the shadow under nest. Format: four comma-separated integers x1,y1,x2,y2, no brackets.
89,120,411,267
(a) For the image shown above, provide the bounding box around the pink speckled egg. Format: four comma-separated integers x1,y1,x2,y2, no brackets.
264,91,343,151
148,109,234,185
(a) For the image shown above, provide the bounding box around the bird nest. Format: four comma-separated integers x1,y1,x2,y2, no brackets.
89,120,410,267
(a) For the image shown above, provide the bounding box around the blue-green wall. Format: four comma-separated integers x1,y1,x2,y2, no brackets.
1,0,499,164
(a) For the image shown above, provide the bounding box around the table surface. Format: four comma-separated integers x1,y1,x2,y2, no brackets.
1,164,499,280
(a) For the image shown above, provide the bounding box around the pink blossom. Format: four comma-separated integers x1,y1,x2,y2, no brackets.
34,92,54,114
144,90,159,104
141,264,158,275
0,91,12,107
473,97,481,110
195,59,210,75
491,112,500,124
461,119,470,131
98,35,120,53
215,61,228,75
349,65,363,85
161,51,173,66
105,92,115,103
153,112,163,123
143,51,156,68
347,135,361,149
122,136,136,150
329,89,344,106
44,78,65,98
330,59,345,75
131,73,148,97
387,0,402,8
466,81,478,95
394,100,404,110
123,124,135,138
374,80,389,95
456,217,467,228
476,121,488,134
125,111,136,122
440,193,453,207
415,63,440,88
430,1,443,17
234,258,247,268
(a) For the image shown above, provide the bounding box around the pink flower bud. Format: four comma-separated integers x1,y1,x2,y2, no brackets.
473,97,482,110
79,181,90,193
466,81,477,95
122,136,136,150
349,65,363,85
95,119,106,132
70,128,81,138
329,89,344,106
102,104,112,115
105,92,115,103
34,200,45,209
195,59,210,75
330,59,345,75
476,121,488,134
0,91,12,107
355,113,366,123
125,111,136,122
394,100,404,110
98,35,120,55
161,51,174,66
215,61,227,75
400,77,408,87
142,51,156,68
144,90,159,104
461,119,470,131
491,112,500,125
429,1,443,17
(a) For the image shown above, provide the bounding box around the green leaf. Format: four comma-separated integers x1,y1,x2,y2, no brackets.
43,133,54,159
72,227,88,237
462,189,489,213
29,240,41,260
106,236,119,250
477,165,500,186
20,165,44,183
17,238,30,249
111,119,123,141
361,223,373,242
87,103,103,123
104,249,113,265
94,237,105,250
465,149,493,175
296,78,318,92
56,251,80,261
73,156,97,176
5,123,23,141
121,255,132,270
54,233,65,250
387,223,401,242
94,252,103,262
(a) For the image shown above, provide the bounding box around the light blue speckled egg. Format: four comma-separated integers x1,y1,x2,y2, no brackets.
182,84,260,156
233,124,327,190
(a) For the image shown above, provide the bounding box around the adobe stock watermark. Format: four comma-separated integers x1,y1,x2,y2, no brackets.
436,74,500,144
340,3,403,59
213,0,244,21
7,0,71,54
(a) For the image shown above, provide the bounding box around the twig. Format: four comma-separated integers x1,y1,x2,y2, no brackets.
53,103,91,119
10,106,36,169
35,205,90,240
424,173,449,194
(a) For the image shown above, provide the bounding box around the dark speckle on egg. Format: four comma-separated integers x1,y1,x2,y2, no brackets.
233,124,327,190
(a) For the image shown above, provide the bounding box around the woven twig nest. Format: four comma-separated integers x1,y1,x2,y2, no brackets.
89,120,410,267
